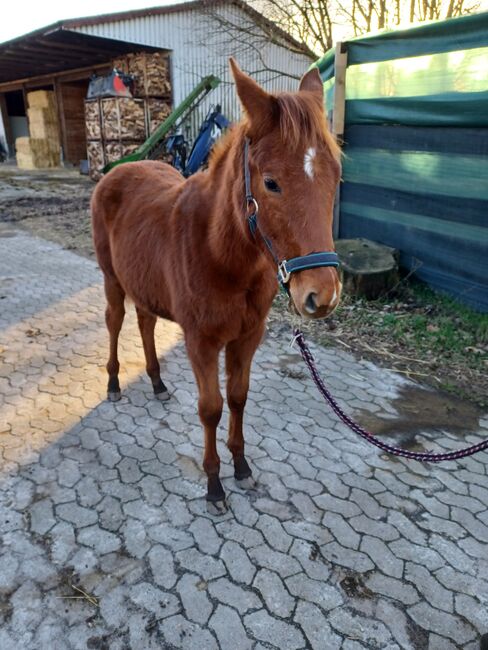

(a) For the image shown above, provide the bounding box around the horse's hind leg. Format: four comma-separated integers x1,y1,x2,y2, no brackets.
104,276,125,401
136,307,169,401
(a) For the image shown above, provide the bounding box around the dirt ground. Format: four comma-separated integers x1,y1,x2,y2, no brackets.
1,164,486,409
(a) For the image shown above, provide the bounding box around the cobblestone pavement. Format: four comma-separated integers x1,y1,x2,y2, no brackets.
1,229,487,650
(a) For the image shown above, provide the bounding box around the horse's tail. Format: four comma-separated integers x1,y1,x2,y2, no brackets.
91,175,119,280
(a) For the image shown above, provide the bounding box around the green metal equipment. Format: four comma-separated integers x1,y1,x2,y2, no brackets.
103,74,221,173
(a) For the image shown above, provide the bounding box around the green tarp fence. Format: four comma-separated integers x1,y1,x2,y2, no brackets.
315,12,488,311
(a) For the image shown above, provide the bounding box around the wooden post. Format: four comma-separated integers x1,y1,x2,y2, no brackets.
0,93,14,157
332,42,348,241
54,78,68,166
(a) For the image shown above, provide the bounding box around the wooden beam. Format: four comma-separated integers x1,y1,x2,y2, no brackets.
0,62,110,93
332,41,348,241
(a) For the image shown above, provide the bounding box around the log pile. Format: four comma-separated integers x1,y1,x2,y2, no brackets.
85,51,172,180
112,51,171,97
16,90,61,169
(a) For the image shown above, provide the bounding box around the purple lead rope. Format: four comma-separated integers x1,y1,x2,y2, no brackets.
293,329,488,463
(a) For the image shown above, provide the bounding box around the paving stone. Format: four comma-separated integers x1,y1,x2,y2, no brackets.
407,603,477,646
29,498,56,535
176,548,226,581
1,230,488,649
207,605,253,650
56,502,97,528
177,573,213,625
248,544,301,578
148,545,177,589
221,540,256,585
77,525,121,554
294,600,342,650
159,614,218,650
253,568,295,618
207,577,262,615
405,562,454,613
244,609,305,649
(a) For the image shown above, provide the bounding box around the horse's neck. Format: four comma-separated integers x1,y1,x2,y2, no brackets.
203,134,268,281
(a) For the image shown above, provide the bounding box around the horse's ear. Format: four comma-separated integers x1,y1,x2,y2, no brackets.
229,57,274,128
299,67,323,98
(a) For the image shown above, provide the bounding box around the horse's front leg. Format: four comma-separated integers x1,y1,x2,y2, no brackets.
186,336,225,514
225,323,265,489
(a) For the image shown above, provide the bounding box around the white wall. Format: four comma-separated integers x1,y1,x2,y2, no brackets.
72,4,313,136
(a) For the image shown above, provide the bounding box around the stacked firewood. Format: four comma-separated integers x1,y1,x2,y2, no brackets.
85,51,172,180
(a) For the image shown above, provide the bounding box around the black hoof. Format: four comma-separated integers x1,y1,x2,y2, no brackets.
235,475,257,490
107,391,122,402
153,379,170,401
480,632,488,650
234,456,252,481
206,475,225,510
206,499,227,515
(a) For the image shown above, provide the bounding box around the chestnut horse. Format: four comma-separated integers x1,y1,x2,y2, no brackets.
91,59,342,512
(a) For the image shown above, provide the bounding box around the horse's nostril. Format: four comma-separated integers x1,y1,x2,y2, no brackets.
304,292,318,314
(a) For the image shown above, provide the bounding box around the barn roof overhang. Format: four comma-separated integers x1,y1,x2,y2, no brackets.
0,26,168,86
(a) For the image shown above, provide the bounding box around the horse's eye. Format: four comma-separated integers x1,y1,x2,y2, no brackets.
264,177,281,193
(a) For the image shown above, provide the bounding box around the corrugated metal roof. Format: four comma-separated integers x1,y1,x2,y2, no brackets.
0,28,166,84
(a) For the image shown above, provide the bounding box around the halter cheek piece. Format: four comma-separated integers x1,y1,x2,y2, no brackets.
243,138,339,291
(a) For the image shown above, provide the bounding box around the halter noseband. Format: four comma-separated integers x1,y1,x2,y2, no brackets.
243,138,339,291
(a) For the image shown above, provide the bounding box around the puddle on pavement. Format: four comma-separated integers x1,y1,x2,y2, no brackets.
356,384,485,447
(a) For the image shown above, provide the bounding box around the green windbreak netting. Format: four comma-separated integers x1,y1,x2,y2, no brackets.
318,11,488,126
314,14,488,310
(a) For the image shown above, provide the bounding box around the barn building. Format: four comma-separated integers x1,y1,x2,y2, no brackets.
0,0,314,168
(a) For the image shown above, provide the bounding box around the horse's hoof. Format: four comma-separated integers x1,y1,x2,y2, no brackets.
107,391,122,402
480,632,488,650
206,499,227,516
153,379,169,401
154,389,170,401
235,475,256,490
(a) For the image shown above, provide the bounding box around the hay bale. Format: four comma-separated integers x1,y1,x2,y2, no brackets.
16,136,60,169
27,107,59,140
27,90,56,109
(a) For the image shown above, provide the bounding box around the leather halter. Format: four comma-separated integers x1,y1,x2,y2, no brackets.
243,138,339,291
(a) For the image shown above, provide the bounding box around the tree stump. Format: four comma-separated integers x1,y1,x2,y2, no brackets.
335,238,399,300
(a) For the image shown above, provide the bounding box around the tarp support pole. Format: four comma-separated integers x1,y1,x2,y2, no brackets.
332,41,347,240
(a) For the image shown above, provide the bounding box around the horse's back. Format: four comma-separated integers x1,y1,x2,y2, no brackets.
91,160,183,227
91,160,184,288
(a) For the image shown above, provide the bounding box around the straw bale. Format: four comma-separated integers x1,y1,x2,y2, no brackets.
27,90,56,109
28,108,59,140
16,137,60,169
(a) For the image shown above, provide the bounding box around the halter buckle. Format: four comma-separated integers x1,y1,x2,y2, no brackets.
278,260,291,285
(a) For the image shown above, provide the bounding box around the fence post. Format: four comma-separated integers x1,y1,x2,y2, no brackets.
332,42,347,240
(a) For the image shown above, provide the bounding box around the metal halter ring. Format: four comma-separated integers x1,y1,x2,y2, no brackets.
247,197,259,216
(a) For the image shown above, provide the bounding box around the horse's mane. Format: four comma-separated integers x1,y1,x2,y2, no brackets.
208,91,340,170
276,92,341,161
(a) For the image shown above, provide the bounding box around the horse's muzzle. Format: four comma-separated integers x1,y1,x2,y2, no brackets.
290,270,342,320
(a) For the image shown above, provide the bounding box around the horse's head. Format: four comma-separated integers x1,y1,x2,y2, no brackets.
230,58,342,319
